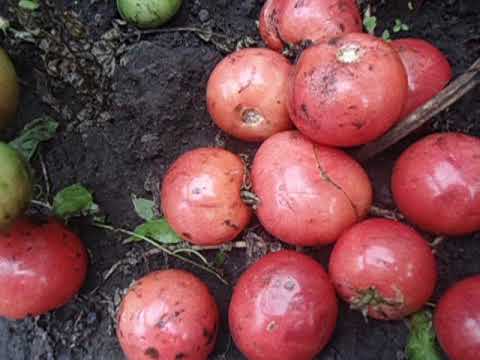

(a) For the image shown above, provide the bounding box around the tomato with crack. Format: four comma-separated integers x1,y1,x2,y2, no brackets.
329,218,437,320
392,132,480,235
259,0,362,52
207,48,293,142
288,33,408,147
0,217,88,319
117,270,219,360
161,148,252,245
229,250,338,360
434,275,480,360
251,130,372,246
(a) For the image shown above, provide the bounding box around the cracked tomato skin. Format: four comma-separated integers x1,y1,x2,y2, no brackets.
392,133,480,235
329,218,437,320
0,217,88,319
259,0,362,52
392,38,452,117
288,33,408,147
434,276,480,360
117,270,219,360
207,48,293,142
161,148,252,246
229,250,338,360
251,130,372,246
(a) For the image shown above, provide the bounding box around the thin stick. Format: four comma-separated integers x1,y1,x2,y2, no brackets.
38,152,51,199
92,222,229,285
30,199,53,210
354,58,480,162
140,27,230,39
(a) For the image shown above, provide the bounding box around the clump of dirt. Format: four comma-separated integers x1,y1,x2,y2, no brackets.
0,0,479,359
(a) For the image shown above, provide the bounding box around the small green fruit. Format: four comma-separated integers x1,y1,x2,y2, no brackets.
0,48,19,129
0,142,32,230
117,0,182,29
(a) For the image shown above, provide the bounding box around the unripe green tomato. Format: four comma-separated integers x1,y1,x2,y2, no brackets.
0,143,32,230
117,0,182,29
0,48,19,129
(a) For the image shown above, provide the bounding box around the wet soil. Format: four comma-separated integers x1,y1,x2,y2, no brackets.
0,0,479,359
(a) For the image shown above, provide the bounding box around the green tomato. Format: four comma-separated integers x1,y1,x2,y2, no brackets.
0,142,32,230
0,48,19,129
117,0,182,29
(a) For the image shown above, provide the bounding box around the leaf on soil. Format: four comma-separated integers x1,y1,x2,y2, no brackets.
405,310,442,360
131,194,156,221
130,219,182,245
18,0,40,11
214,250,227,268
53,184,99,219
363,15,377,35
9,117,58,161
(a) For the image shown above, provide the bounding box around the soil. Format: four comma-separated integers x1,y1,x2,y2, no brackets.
0,0,479,359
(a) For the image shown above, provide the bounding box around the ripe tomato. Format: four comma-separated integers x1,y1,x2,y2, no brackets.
252,130,372,246
161,148,252,245
288,33,408,147
392,132,480,235
229,250,338,360
0,217,88,319
259,0,362,52
435,276,480,360
329,218,437,320
392,38,452,117
207,48,293,142
117,270,219,360
0,48,19,128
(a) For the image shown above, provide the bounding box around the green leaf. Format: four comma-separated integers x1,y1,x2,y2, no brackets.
9,117,58,161
214,250,226,268
131,219,181,245
53,184,99,219
18,0,39,11
131,194,156,221
363,15,377,35
382,29,391,41
406,310,442,360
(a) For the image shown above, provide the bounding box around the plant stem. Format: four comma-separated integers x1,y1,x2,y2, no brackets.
92,222,229,285
30,199,53,210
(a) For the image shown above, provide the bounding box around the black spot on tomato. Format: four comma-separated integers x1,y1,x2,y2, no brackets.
294,0,305,8
351,120,365,129
368,64,374,71
203,324,216,346
328,37,341,46
182,232,192,240
224,220,240,230
144,347,159,359
339,23,345,32
175,353,187,359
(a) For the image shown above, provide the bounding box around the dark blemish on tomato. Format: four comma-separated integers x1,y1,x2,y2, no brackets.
174,309,185,317
182,232,192,240
156,313,170,328
368,64,374,71
339,23,345,32
284,280,296,290
144,347,159,359
224,219,240,230
192,187,201,195
294,0,305,9
355,17,360,26
301,103,310,121
348,105,358,110
238,66,256,94
203,323,217,345
276,100,281,104
234,104,243,113
328,37,341,46
174,301,180,306
175,353,187,359
351,120,364,129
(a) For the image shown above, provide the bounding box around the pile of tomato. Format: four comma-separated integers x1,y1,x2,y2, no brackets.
1,0,479,359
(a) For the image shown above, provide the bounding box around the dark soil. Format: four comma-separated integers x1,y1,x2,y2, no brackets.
0,0,479,359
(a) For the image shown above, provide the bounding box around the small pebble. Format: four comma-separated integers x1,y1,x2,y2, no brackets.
199,9,209,22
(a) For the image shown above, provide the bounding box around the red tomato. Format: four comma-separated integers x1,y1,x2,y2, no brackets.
229,250,338,360
434,276,480,360
252,130,372,246
392,132,480,235
259,0,362,52
161,148,252,245
0,217,88,319
117,270,219,360
329,218,437,320
207,48,293,142
288,33,408,147
392,38,452,117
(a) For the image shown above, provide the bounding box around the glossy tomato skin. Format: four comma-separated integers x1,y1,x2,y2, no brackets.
259,0,362,52
392,132,480,235
207,48,293,142
161,148,252,245
288,33,408,147
392,38,452,117
434,276,480,360
329,219,437,320
117,270,219,360
252,130,372,246
229,250,338,360
0,217,88,319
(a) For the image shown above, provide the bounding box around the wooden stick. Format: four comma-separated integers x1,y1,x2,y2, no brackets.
354,57,480,162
